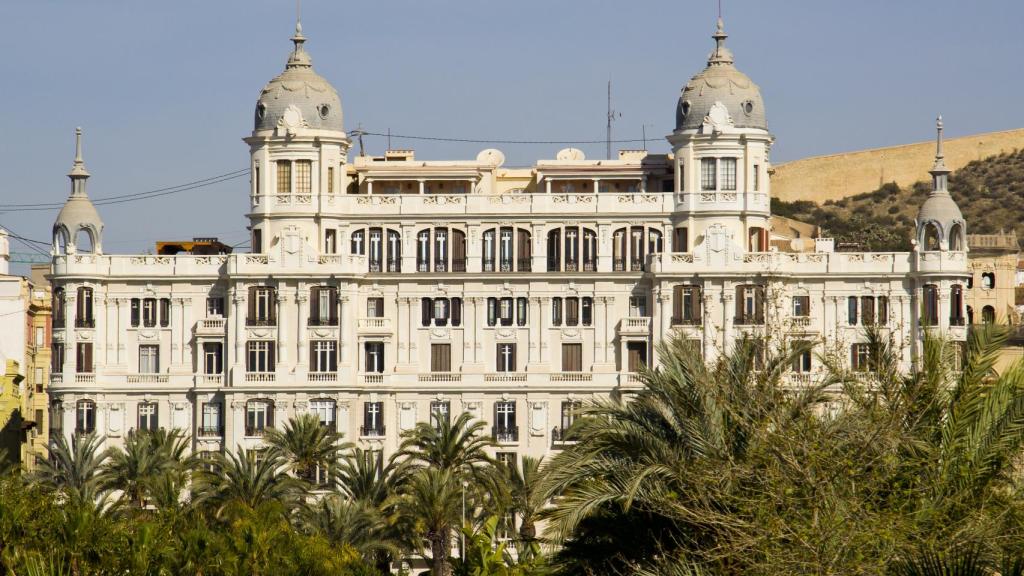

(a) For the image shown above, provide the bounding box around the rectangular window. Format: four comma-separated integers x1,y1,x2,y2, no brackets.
364,342,384,373
309,400,336,430
310,286,338,326
366,297,384,318
326,166,335,194
701,158,717,191
792,341,812,373
139,345,159,374
201,402,222,436
246,400,273,435
52,344,64,373
431,343,452,373
53,289,66,328
497,343,516,372
753,164,760,191
142,298,158,327
878,296,889,327
673,286,702,324
76,287,94,327
720,158,737,191
851,343,873,372
76,401,96,434
499,297,514,327
516,297,528,327
673,227,688,253
922,285,939,327
551,298,563,326
848,296,858,326
138,402,158,431
350,230,364,255
581,297,593,326
159,298,171,328
76,343,93,373
310,341,338,373
861,296,876,326
131,298,140,327
324,229,337,254
203,342,223,375
362,402,384,436
252,229,263,254
276,160,291,194
630,296,648,317
295,160,312,194
734,285,765,325
430,401,450,430
627,342,647,372
246,341,276,373
562,343,583,372
35,326,44,347
494,401,517,441
565,297,579,327
792,295,810,317
247,287,276,326
487,297,498,327
206,297,224,317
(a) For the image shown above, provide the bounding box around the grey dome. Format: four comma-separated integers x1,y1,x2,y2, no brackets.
917,193,963,225
916,116,966,250
676,19,767,132
254,23,344,133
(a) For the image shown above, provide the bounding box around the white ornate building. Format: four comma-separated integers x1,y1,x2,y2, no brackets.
47,18,970,463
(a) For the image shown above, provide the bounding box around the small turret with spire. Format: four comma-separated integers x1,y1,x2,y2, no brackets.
708,18,735,66
54,127,104,255
930,115,950,194
68,127,90,197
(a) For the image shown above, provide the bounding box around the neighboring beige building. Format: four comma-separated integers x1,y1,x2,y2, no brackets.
21,265,51,471
965,232,1019,326
772,128,1024,203
0,231,27,469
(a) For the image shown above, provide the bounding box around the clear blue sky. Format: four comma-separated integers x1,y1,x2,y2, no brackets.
1,0,1022,272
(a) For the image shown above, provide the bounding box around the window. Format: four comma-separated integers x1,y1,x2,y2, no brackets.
310,286,338,326
720,158,737,191
362,402,384,436
326,166,334,194
753,164,760,191
562,343,583,372
482,229,496,271
52,344,64,373
673,227,688,253
495,451,517,468
309,399,336,431
499,297,514,327
430,400,450,430
246,341,275,373
546,229,561,272
630,295,648,317
701,158,717,190
276,160,291,194
673,286,702,325
35,326,44,347
310,341,337,373
551,298,562,326
558,400,582,440
431,343,452,373
76,343,93,373
861,296,876,326
206,297,224,317
421,297,462,327
982,305,996,324
851,344,873,372
200,403,222,436
581,297,593,326
792,295,810,318
138,402,158,431
565,298,579,327
922,285,939,327
792,341,812,374
878,296,889,326
735,285,765,325
203,343,223,375
350,230,365,255
139,345,159,374
516,297,528,327
75,287,94,328
130,298,140,327
364,342,384,373
159,298,171,328
848,296,859,326
417,230,431,272
982,272,995,290
53,288,66,328
494,401,517,442
487,297,498,327
366,297,384,318
247,287,276,326
252,228,263,254
497,343,517,372
76,400,96,434
199,401,222,432
246,400,273,436
324,229,337,254
142,298,158,327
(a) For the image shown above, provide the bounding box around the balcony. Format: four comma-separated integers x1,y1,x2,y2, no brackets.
493,425,519,443
619,317,651,334
551,372,592,383
50,373,63,385
200,374,223,386
245,372,276,383
516,258,532,272
418,373,462,383
196,317,226,335
452,259,467,272
361,373,384,384
75,373,95,384
127,374,169,384
308,318,339,327
358,318,392,334
483,260,496,272
613,259,626,271
246,318,276,327
309,372,337,382
198,425,224,438
360,425,386,438
485,373,527,383
75,318,95,329
244,426,268,437
734,314,765,326
790,316,812,328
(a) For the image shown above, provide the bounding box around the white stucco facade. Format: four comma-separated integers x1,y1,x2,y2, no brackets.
47,20,969,461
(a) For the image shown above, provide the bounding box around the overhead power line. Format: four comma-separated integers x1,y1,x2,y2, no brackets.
360,131,649,146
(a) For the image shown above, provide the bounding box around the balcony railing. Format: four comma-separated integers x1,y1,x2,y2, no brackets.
483,260,496,272
245,372,276,383
485,374,526,383
309,372,337,382
245,318,276,327
551,372,592,382
418,373,462,383
565,261,579,272
386,259,401,273
360,425,386,437
199,318,226,331
418,262,430,272
50,373,63,385
790,316,812,327
630,260,644,272
493,425,519,443
452,259,467,272
198,425,224,437
362,373,384,384
671,316,702,326
75,373,95,384
201,374,223,386
613,259,626,271
244,425,269,437
735,314,765,326
75,318,95,328
127,374,169,384
517,258,532,272
308,317,339,327
547,260,561,272
950,317,966,327
583,260,596,272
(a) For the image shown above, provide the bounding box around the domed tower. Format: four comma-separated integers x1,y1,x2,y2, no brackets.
666,19,773,258
53,128,104,255
245,19,350,264
916,116,966,252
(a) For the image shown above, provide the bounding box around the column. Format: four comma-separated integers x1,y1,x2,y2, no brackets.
418,179,425,195
654,288,672,367
65,291,77,377
231,290,245,384
603,295,614,366
170,297,183,369
181,297,192,371
471,297,482,365
531,225,545,273
702,292,715,363
465,297,477,366
367,180,373,195
296,288,309,375
545,179,552,194
592,296,605,366
722,287,735,355
397,297,409,368
339,295,351,367
228,399,244,451
276,290,291,368
592,178,600,193
105,295,116,365
539,297,549,366
407,296,418,368
528,297,542,367
116,298,127,367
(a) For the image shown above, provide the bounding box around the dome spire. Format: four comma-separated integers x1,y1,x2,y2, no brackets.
930,115,950,193
708,16,734,66
287,1,312,69
68,127,90,197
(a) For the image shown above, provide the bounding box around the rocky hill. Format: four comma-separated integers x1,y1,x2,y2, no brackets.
771,148,1024,252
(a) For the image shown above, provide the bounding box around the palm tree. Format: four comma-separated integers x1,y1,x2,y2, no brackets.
296,494,400,562
397,411,495,479
393,467,464,576
103,428,189,508
502,455,544,543
264,413,351,485
33,433,110,504
337,447,401,506
193,447,305,518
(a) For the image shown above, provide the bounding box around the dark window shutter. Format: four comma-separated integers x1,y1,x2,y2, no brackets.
247,287,257,322
131,299,140,327
673,286,683,321
452,298,462,327
848,296,858,325
422,298,432,327
496,345,503,371
510,344,517,371
755,286,765,323
268,346,276,371
160,298,170,327
310,345,317,371
582,298,592,326
310,287,320,322
268,288,277,324
735,286,744,320
692,287,702,321
329,288,338,324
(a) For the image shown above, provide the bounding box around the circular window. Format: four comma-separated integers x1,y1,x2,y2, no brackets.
256,102,266,120
319,104,330,119
742,100,754,115
680,101,691,118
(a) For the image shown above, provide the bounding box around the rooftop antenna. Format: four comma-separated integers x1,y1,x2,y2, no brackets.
352,123,367,157
606,80,621,160
387,128,392,151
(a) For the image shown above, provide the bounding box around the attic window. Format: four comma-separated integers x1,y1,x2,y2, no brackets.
742,101,754,115
319,104,330,119
680,101,691,117
257,102,266,120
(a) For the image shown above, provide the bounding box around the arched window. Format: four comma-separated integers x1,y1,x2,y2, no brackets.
982,305,996,324
921,284,939,327
54,226,70,255
923,223,941,251
949,223,964,251
613,226,660,272
748,227,768,252
482,227,528,272
981,272,995,290
546,227,597,272
351,227,401,272
76,400,96,434
75,228,95,253
950,285,965,326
